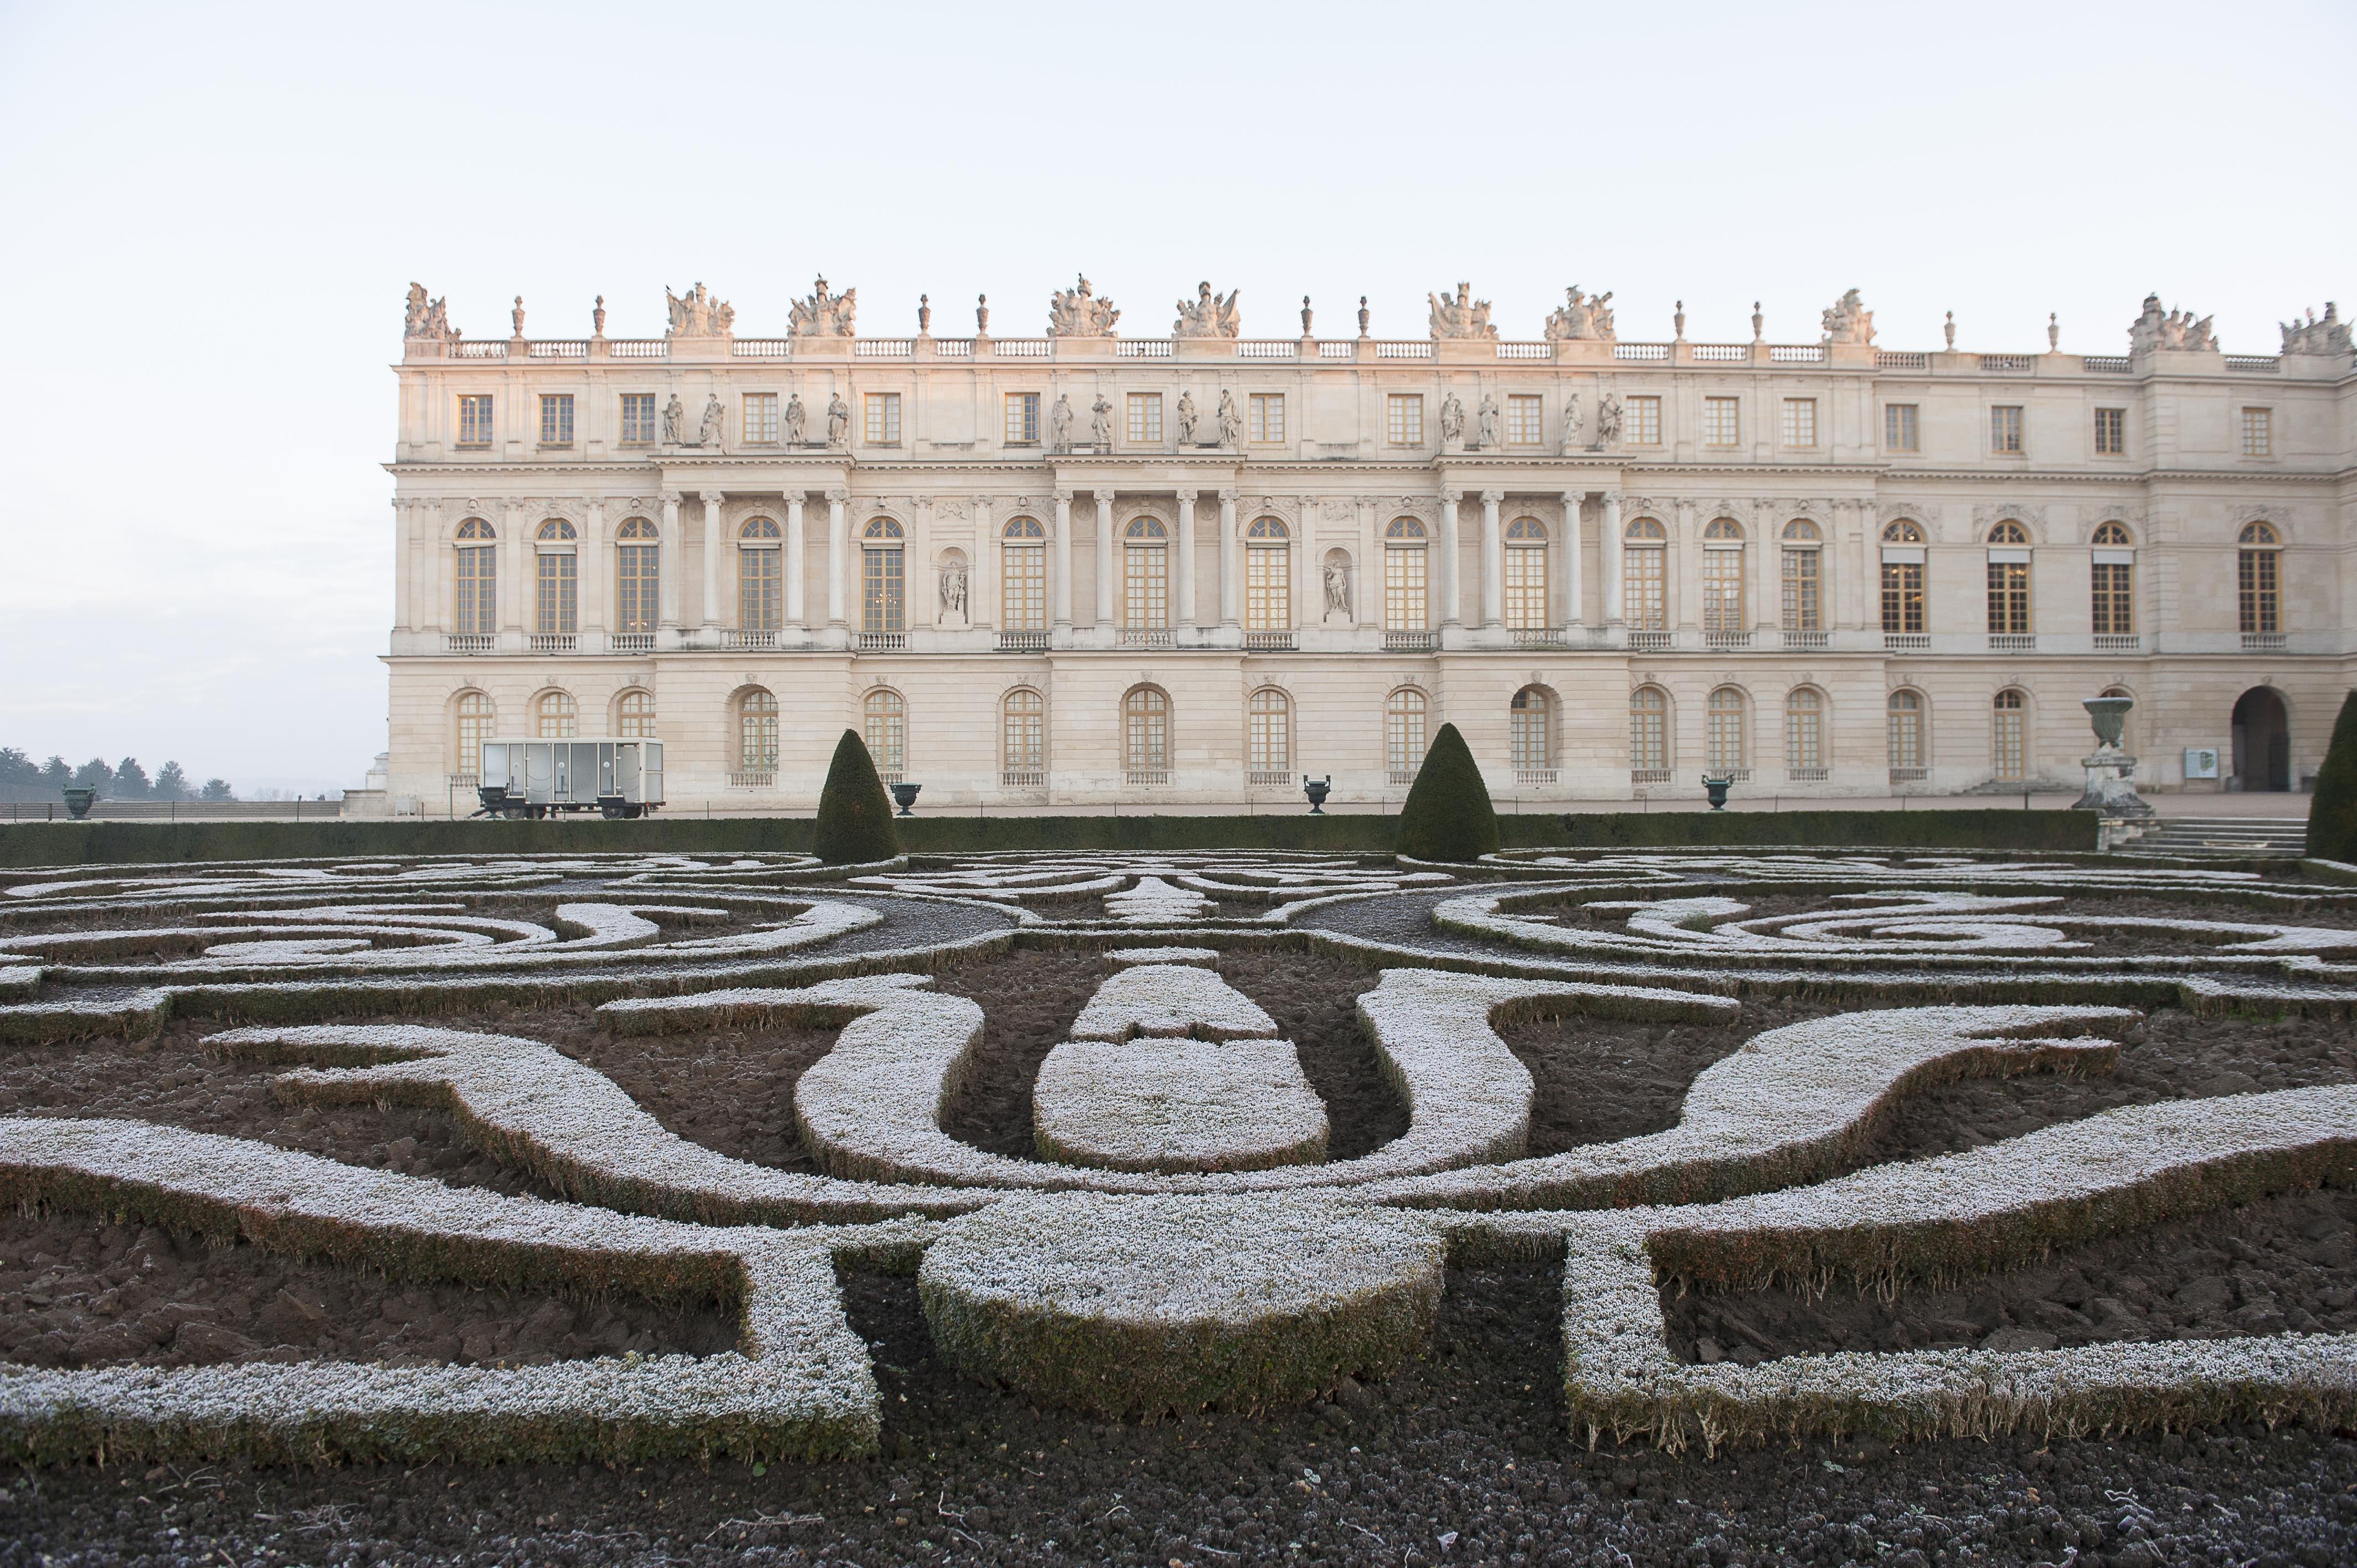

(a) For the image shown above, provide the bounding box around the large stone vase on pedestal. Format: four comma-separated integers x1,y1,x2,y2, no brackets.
2073,697,2153,817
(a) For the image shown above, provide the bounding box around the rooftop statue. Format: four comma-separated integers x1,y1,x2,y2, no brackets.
1543,285,1615,342
665,281,735,337
1427,282,1497,341
2128,293,2215,354
2281,303,2351,357
403,282,456,341
789,277,857,338
1821,288,1875,345
1047,275,1121,337
1174,281,1241,339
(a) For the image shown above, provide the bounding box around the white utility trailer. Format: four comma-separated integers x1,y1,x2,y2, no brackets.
475,738,665,819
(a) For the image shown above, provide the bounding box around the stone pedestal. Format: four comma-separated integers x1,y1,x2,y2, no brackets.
2074,751,2153,816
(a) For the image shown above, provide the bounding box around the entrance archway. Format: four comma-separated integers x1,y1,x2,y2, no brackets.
2231,686,2291,792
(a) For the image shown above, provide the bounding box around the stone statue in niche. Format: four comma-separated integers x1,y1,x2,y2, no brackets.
789,277,857,338
696,394,725,448
939,558,970,622
1175,391,1199,445
1544,285,1615,341
1049,394,1074,451
825,394,850,447
1593,392,1623,447
2282,303,2351,357
1475,394,1500,449
1214,389,1242,446
785,393,807,446
404,282,455,340
1047,276,1120,337
1322,554,1353,621
1821,288,1875,345
666,282,735,337
2128,294,2215,354
1438,391,1465,445
1174,281,1241,339
1560,393,1584,455
1089,394,1112,447
661,394,686,444
1427,282,1499,340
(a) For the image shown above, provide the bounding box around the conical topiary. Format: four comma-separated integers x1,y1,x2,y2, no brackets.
2305,692,2357,862
1396,722,1499,863
812,728,902,865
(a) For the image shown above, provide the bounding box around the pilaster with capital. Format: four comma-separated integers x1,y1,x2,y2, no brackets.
392,500,414,633
1175,490,1198,627
699,491,725,628
1672,499,1697,633
1437,489,1462,628
971,496,995,630
1855,499,1876,632
1479,489,1505,628
580,498,605,636
1560,491,1584,629
785,494,807,627
1217,491,1239,626
826,489,848,627
1356,497,1380,627
501,502,528,633
1600,491,1624,627
1750,498,1772,633
1052,491,1074,627
658,492,683,630
1094,489,1117,630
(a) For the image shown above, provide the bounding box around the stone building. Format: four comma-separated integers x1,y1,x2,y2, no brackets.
380,280,2355,811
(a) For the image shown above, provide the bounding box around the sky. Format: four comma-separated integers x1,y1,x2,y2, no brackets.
1,0,2351,792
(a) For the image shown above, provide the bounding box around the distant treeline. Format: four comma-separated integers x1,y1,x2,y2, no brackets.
0,749,233,802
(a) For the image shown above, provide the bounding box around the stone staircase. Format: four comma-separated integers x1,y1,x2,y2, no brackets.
2117,816,2309,859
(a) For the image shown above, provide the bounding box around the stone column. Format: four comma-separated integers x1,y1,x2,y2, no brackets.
699,491,725,628
1857,501,1877,631
826,489,848,626
1053,490,1074,627
1175,489,1199,627
392,500,414,632
1601,491,1623,627
658,492,683,629
1479,489,1504,627
1561,491,1584,628
1095,489,1117,630
1437,489,1461,627
1217,491,1239,626
785,494,807,626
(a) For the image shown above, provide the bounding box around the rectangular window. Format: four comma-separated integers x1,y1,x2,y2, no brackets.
1881,561,1924,634
2094,406,2127,456
1785,703,1823,772
1126,392,1161,444
1630,700,1668,773
2091,560,2133,635
1623,546,1666,630
1993,706,2026,781
535,550,577,633
1249,700,1288,773
1504,546,1547,629
1701,549,1744,635
1888,705,1922,771
454,546,496,634
458,394,495,446
1782,548,1820,631
1990,405,2024,453
1387,394,1423,446
620,393,657,445
1987,558,2031,634
1249,393,1285,443
2240,549,2279,634
1780,398,1817,448
1123,543,1169,629
2241,407,2272,456
742,393,778,445
1245,544,1289,630
740,548,780,632
1704,396,1741,446
1001,541,1045,631
863,548,905,633
1005,392,1041,445
1625,395,1662,445
1506,394,1544,447
1884,404,1919,452
864,392,900,446
538,394,574,446
616,543,658,633
1383,545,1427,630
1707,703,1745,775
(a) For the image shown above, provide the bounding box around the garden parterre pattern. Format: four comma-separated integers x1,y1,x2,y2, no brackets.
1,847,2354,1469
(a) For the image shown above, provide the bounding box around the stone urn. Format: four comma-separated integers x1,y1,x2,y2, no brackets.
1701,776,1734,811
61,787,96,821
1302,776,1331,815
2085,696,2134,752
889,782,922,817
2074,696,2154,817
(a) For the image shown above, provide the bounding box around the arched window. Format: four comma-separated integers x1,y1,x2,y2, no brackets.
1701,518,1745,637
454,690,494,778
863,688,905,782
1385,688,1427,783
1385,518,1427,631
1248,687,1291,778
534,520,578,636
1986,520,2030,545
616,518,660,635
1881,520,1924,544
1887,689,1925,775
1629,686,1669,776
863,518,905,635
1505,518,1547,631
1510,687,1552,774
1125,517,1169,632
1623,517,1667,631
737,689,779,778
536,689,578,739
1002,516,1046,632
1124,687,1170,781
454,519,496,637
1992,689,2027,781
2239,522,2281,636
739,518,781,632
2091,521,2134,638
1781,519,1821,633
1246,517,1289,632
2091,521,2133,546
1002,688,1044,785
1784,687,1824,775
1706,687,1746,775
1881,520,1925,635
616,689,656,738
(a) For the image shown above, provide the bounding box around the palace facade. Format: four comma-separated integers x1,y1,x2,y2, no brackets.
379,280,2356,812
